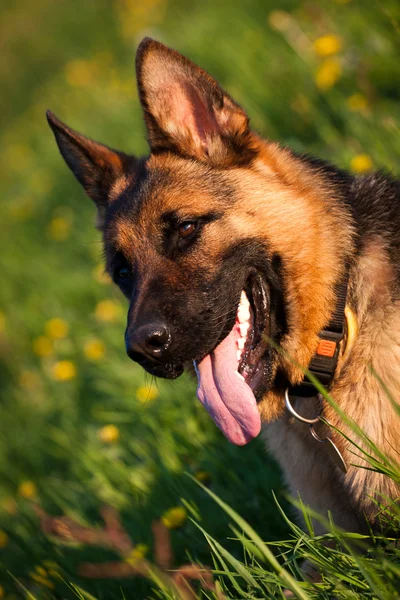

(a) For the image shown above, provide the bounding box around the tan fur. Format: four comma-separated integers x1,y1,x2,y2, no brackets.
109,175,131,202
264,238,400,533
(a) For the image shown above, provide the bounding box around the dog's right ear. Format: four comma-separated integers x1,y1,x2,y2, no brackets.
46,111,136,229
136,38,255,166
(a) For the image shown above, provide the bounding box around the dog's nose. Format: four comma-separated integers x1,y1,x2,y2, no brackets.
126,323,171,363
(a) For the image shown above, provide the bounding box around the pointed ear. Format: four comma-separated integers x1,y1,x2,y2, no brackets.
135,38,255,166
46,111,136,228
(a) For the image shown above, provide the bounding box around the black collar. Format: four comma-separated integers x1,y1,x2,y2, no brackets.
290,265,350,398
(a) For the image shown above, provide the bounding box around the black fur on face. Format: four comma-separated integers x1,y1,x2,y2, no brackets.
106,173,287,396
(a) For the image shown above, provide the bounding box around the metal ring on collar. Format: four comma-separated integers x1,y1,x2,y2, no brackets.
284,388,322,425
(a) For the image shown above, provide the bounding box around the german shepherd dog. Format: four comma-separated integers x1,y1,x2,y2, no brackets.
47,39,399,540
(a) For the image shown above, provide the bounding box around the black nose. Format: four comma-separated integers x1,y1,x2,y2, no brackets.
126,323,171,364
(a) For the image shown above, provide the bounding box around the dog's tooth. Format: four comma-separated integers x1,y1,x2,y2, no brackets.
237,337,245,350
238,308,250,323
239,291,249,310
236,350,242,361
237,290,251,323
235,371,245,382
239,323,250,337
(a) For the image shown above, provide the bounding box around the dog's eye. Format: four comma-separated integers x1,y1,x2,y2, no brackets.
117,266,130,281
179,221,197,239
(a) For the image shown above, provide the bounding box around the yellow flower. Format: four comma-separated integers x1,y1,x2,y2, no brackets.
194,470,211,485
350,154,373,173
84,338,106,361
51,360,76,381
268,10,292,32
136,384,159,404
33,336,53,357
347,93,368,112
95,299,122,323
98,424,120,443
313,35,342,57
18,481,37,499
45,318,69,340
35,566,48,577
161,506,187,529
125,543,149,564
315,58,341,91
2,497,17,515
92,263,111,285
0,530,8,548
65,59,97,88
47,216,72,241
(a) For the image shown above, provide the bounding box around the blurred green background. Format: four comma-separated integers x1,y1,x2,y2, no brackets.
1,0,400,597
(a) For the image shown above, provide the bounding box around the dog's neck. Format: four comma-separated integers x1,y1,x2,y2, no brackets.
289,264,351,399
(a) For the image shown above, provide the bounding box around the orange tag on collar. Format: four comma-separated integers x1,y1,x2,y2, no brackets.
316,339,336,358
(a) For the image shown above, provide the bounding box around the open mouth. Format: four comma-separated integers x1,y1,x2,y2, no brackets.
238,275,270,397
194,273,270,446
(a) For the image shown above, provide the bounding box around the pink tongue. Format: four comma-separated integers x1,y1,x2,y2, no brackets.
195,323,261,445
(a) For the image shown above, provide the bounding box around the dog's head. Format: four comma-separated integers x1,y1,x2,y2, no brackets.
47,38,351,445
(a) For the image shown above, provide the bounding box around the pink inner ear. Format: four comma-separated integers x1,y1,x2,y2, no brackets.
163,81,219,151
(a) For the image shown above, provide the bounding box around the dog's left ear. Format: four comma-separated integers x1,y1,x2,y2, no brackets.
136,38,255,166
46,111,136,229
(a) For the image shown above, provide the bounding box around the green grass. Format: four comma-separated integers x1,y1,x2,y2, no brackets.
1,0,400,597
